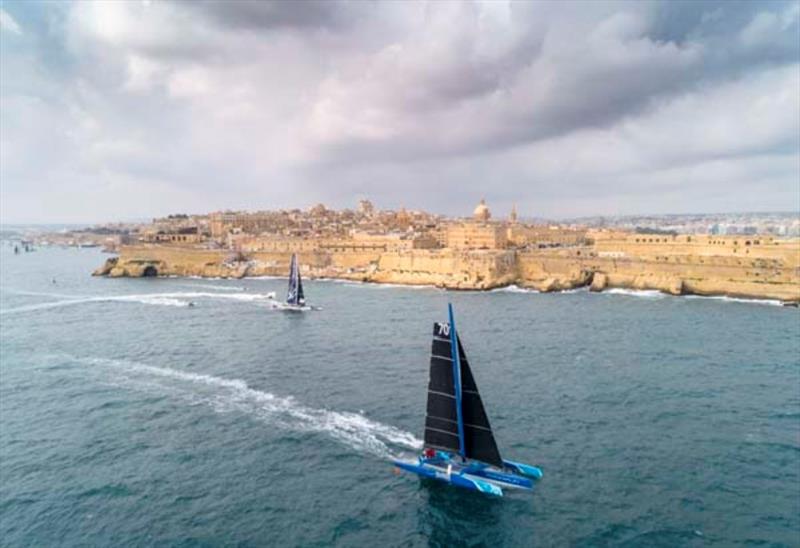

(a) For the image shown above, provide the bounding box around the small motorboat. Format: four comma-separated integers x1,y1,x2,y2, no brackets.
393,304,542,496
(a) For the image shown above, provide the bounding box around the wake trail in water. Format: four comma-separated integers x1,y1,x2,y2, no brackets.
75,356,422,459
0,291,277,315
178,283,246,292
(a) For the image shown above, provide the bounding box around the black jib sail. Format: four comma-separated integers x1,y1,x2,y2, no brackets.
424,319,503,467
286,254,305,305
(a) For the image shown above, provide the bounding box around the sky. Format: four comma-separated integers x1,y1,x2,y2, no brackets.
0,0,798,223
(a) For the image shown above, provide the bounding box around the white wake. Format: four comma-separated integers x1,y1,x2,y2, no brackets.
0,291,277,315
178,283,247,292
79,356,422,459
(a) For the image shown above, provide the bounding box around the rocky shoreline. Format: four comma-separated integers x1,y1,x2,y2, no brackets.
93,247,800,306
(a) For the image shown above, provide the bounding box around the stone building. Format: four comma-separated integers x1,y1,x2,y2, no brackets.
209,211,285,239
358,199,375,216
446,222,508,250
473,198,491,222
592,232,799,265
506,225,586,248
444,199,507,250
141,226,204,244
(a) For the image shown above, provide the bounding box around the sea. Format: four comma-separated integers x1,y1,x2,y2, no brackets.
1,245,798,547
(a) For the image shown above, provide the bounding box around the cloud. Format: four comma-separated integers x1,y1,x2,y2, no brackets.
182,0,350,31
0,0,798,223
0,8,22,35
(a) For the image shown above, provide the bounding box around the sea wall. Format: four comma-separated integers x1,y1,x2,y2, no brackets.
517,248,800,302
93,246,517,289
371,249,517,289
94,243,800,303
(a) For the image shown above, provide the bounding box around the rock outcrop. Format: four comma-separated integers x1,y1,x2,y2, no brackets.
92,257,118,276
590,272,607,292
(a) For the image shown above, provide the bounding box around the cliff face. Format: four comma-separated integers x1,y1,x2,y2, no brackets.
94,244,800,303
517,248,800,302
371,250,517,289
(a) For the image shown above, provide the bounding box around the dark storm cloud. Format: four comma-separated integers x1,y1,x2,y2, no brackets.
298,0,800,165
0,0,798,222
182,0,351,31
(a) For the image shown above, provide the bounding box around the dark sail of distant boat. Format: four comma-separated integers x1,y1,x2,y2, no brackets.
286,253,305,306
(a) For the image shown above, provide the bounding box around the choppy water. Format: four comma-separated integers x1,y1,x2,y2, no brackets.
1,247,798,547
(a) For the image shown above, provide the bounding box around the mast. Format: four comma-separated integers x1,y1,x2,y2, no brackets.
448,303,466,459
296,257,305,304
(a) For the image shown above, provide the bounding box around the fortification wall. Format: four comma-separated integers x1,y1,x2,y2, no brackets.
594,237,800,266
372,250,517,289
94,245,227,277
94,242,800,302
517,248,800,301
94,245,383,279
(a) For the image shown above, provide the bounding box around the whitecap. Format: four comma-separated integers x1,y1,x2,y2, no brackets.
489,285,539,294
602,288,666,299
683,294,784,307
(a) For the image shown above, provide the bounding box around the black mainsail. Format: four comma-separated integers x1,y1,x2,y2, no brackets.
424,308,503,467
425,322,461,454
286,253,305,305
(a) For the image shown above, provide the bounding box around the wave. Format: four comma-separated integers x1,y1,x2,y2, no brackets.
556,286,590,294
682,294,784,307
489,284,539,294
77,356,422,459
0,288,80,299
0,291,277,315
311,278,363,286
602,288,666,299
600,288,784,306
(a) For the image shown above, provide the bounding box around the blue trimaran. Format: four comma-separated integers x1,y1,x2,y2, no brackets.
393,304,543,496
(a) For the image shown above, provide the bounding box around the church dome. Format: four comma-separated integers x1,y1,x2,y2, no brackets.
473,198,491,222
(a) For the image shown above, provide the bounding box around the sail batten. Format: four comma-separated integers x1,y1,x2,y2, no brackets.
423,318,503,467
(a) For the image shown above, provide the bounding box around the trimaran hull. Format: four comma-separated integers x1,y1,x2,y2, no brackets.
393,457,542,497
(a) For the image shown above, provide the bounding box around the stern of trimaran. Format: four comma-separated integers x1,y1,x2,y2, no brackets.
393,304,543,496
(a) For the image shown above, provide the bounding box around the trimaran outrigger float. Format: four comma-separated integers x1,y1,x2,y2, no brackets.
394,304,542,496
